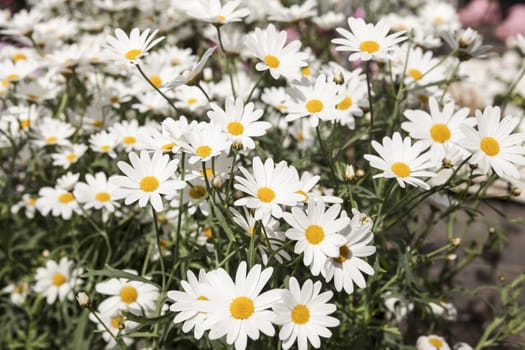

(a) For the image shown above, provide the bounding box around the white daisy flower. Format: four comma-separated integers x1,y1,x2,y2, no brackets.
268,0,317,22
285,74,341,127
273,277,340,350
167,269,211,339
200,262,281,350
96,271,160,316
416,335,451,350
454,343,473,350
364,132,436,190
103,27,165,64
88,309,139,348
244,23,308,80
89,131,118,158
179,122,230,164
234,156,303,220
295,171,343,204
2,281,29,305
32,117,75,148
36,186,80,220
186,0,250,25
34,257,83,304
109,120,142,152
10,193,38,219
51,144,88,169
396,45,446,86
207,96,271,150
73,172,119,212
383,292,414,323
110,150,186,212
460,105,525,178
283,199,347,276
402,97,473,164
173,85,209,112
323,209,376,294
332,17,407,61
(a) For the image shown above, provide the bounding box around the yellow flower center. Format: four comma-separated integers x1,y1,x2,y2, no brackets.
187,97,198,105
429,338,444,348
66,153,77,162
291,304,310,324
197,295,208,301
248,226,254,235
27,198,37,206
124,49,142,60
306,99,324,113
161,143,175,151
277,104,288,111
47,136,58,144
7,74,20,81
337,96,353,110
227,121,244,136
149,75,162,88
257,187,275,203
305,225,325,245
433,16,443,24
408,68,423,81
480,136,499,156
100,145,111,152
391,162,411,178
120,285,138,304
216,15,226,22
333,245,350,263
196,145,212,158
123,136,136,145
12,53,27,61
58,192,74,204
1,80,9,87
27,94,39,101
430,123,451,143
96,192,111,202
15,283,27,294
295,132,304,142
264,55,280,68
20,119,31,129
359,40,380,54
111,316,122,329
301,66,310,77
200,168,213,178
140,176,159,192
51,273,66,286
92,120,103,128
203,227,213,238
189,185,206,199
229,296,254,320
110,96,119,103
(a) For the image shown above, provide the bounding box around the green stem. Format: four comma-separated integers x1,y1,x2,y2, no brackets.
215,25,237,98
136,64,179,113
151,206,166,291
245,71,267,103
196,83,212,102
365,61,375,149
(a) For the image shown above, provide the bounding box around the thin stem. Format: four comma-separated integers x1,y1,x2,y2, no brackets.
365,61,374,149
245,71,267,103
151,206,166,291
87,306,125,349
196,83,212,102
136,64,179,113
501,63,525,113
215,25,237,98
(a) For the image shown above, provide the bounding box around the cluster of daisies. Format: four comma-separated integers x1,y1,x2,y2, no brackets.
2,0,525,349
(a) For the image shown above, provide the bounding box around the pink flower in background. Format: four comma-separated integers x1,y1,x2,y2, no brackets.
496,5,525,39
353,8,366,19
459,0,500,26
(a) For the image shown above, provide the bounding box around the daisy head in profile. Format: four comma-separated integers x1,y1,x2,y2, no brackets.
186,0,250,25
332,17,407,61
34,257,83,304
272,277,339,350
110,150,186,212
460,105,525,179
103,27,165,65
364,132,436,190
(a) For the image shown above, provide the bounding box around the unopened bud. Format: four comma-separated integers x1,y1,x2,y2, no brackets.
344,165,355,181
212,175,224,189
511,187,521,196
488,227,496,234
333,71,345,85
203,67,213,82
42,249,50,258
76,292,90,308
356,169,365,178
469,163,478,170
446,253,457,261
451,237,461,247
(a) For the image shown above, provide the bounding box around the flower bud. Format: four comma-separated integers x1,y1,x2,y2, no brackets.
76,292,90,308
450,238,461,247
344,165,355,181
511,187,521,197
